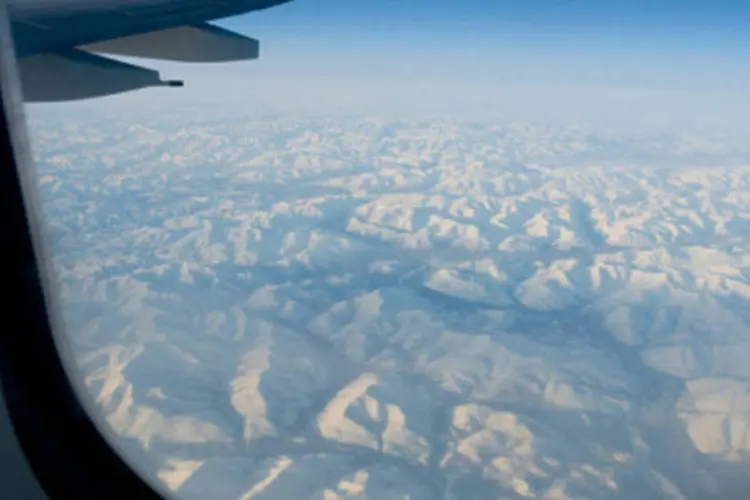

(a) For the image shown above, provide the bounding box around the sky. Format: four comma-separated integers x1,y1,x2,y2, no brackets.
216,0,750,87
42,0,750,127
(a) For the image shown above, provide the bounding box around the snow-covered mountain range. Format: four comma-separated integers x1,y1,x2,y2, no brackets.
26,110,750,499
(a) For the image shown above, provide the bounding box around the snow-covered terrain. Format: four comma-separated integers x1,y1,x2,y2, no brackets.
26,109,750,499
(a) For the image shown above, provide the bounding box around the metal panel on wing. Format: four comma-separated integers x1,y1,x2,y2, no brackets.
79,23,259,62
18,48,179,102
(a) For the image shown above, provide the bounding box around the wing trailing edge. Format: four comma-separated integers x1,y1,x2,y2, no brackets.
9,0,295,102
19,22,262,102
79,23,260,63
19,49,182,102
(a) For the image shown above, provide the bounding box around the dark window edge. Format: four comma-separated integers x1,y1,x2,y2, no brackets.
0,3,169,499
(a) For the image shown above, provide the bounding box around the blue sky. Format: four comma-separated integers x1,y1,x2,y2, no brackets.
214,0,750,89
232,0,750,47
48,0,750,127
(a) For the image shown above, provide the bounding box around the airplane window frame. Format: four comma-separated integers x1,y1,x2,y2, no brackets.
0,4,166,500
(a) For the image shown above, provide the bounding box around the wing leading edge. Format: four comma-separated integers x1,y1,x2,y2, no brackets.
8,0,294,102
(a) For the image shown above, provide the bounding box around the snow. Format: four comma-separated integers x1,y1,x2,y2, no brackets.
27,109,750,499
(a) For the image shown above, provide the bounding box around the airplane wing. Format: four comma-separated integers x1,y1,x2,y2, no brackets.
7,0,294,102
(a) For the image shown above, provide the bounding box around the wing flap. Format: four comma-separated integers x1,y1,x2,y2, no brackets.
19,49,177,102
79,23,259,62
